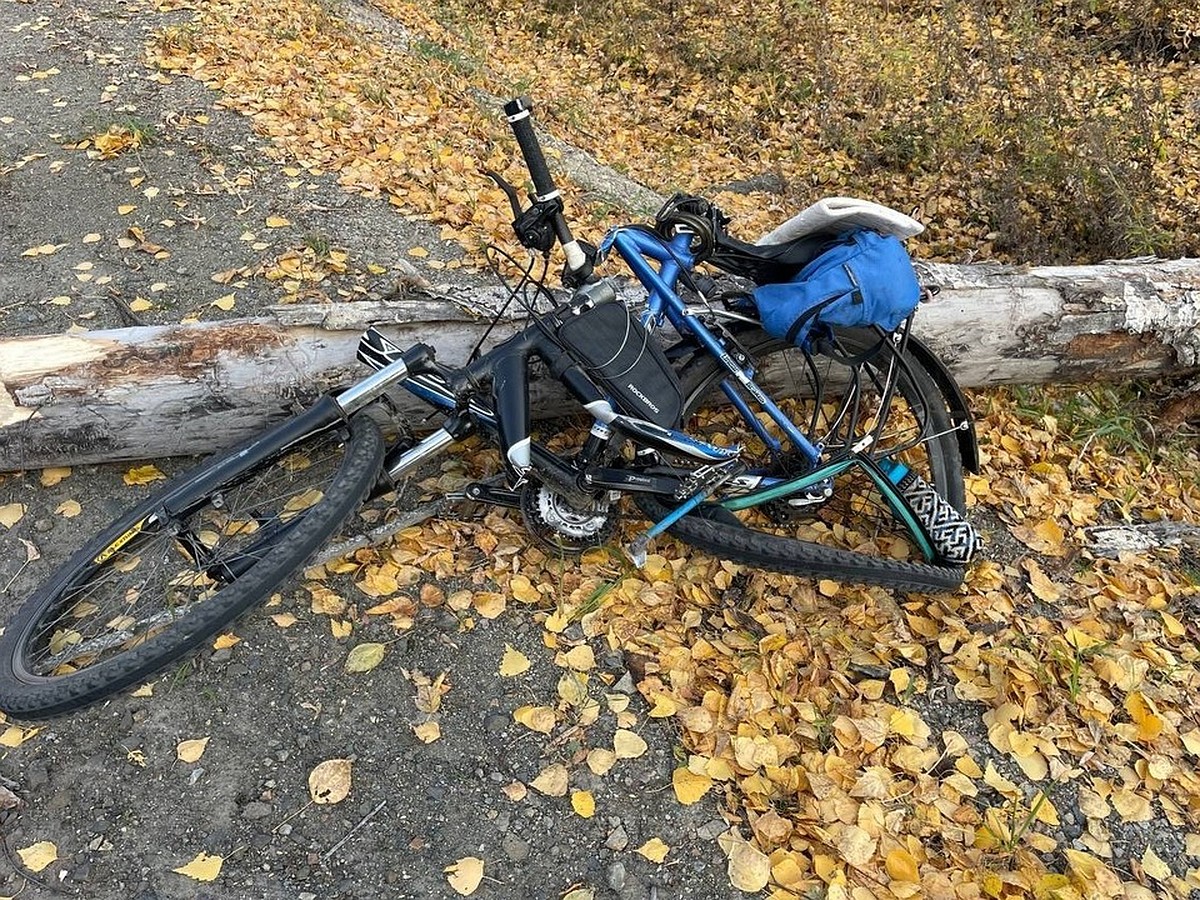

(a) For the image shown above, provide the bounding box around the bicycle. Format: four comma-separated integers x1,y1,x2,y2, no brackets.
0,98,981,718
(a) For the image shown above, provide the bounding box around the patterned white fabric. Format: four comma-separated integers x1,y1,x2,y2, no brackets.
757,196,924,245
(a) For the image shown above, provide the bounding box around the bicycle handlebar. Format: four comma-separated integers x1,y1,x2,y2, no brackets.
502,96,594,284
503,96,557,200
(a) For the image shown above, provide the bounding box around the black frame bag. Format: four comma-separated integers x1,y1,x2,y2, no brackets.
556,300,683,428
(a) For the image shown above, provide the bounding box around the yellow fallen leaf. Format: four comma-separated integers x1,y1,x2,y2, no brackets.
2,729,40,748
1126,692,1163,742
407,246,429,257
39,467,71,487
671,767,712,805
0,504,25,528
123,464,166,486
117,204,136,215
571,790,596,818
836,824,876,867
1111,787,1153,822
557,672,588,706
413,721,441,743
212,633,240,650
131,682,153,698
513,705,556,734
1141,846,1171,881
587,747,616,776
529,763,569,797
330,619,353,638
473,592,505,618
308,584,347,616
1023,558,1062,602
562,644,595,670
56,499,82,518
17,841,58,873
636,837,670,863
498,644,530,677
172,851,223,882
818,578,839,597
1063,849,1123,897
648,694,678,717
83,232,102,243
129,297,153,312
176,737,209,763
270,613,297,628
886,847,920,882
445,856,484,896
613,729,647,759
265,216,291,228
345,642,386,673
726,836,770,892
309,758,352,804
211,294,236,311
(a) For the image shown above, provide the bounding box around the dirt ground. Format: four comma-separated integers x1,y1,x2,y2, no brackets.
3,1,1200,899
0,1,738,897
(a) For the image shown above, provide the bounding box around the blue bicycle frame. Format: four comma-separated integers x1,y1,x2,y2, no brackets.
601,226,936,562
371,223,937,563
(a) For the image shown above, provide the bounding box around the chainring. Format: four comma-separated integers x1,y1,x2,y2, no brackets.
519,481,615,554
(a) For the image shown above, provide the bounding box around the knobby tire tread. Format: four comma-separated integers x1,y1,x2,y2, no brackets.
0,416,385,719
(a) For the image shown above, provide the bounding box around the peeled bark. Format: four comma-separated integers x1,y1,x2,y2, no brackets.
2,257,1198,470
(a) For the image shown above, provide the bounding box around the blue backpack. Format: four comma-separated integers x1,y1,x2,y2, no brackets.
753,229,922,348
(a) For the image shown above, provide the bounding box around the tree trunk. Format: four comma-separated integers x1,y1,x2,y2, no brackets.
2,257,1198,469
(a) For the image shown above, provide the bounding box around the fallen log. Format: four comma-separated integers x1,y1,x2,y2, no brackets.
2,257,1198,469
1085,523,1200,558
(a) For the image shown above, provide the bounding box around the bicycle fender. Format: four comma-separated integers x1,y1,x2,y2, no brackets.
905,336,980,474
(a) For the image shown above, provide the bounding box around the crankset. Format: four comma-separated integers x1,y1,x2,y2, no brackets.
519,480,615,554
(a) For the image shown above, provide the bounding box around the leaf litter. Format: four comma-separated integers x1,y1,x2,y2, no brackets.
4,1,1195,895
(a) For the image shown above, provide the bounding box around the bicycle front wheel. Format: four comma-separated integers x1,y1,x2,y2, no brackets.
0,406,384,718
637,328,968,592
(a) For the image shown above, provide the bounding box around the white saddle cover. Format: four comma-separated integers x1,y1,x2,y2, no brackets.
757,197,924,245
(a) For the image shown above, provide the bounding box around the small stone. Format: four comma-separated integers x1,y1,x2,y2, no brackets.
696,819,727,841
277,824,292,836
210,648,233,664
605,824,629,852
607,861,627,891
26,760,50,790
612,672,634,694
502,833,530,862
241,801,273,821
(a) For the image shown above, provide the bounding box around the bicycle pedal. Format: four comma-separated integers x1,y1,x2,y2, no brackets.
673,459,745,501
627,534,650,569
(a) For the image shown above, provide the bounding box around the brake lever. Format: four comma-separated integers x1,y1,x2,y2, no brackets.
483,168,524,219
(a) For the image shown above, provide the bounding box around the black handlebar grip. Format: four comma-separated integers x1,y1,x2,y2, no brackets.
504,97,556,199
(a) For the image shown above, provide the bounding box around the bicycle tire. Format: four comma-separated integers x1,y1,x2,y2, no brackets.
0,410,384,719
636,328,968,592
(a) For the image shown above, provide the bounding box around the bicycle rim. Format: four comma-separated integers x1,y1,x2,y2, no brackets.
2,416,383,715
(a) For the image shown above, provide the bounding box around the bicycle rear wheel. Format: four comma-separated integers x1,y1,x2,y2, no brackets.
636,328,968,592
0,405,384,718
